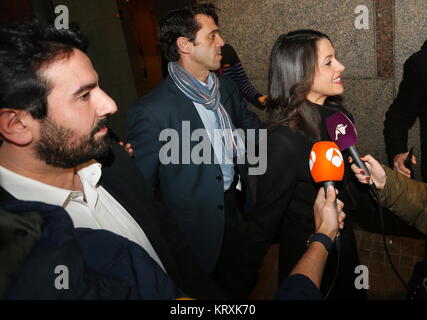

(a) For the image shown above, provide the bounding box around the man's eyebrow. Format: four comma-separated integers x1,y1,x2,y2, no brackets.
72,83,97,96
209,29,220,35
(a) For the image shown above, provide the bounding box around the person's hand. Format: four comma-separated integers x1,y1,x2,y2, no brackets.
119,141,134,157
393,152,416,178
257,95,268,105
313,186,345,241
350,154,386,190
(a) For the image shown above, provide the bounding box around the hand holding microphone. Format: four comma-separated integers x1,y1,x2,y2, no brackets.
310,141,346,239
313,186,346,240
326,112,379,199
350,154,387,190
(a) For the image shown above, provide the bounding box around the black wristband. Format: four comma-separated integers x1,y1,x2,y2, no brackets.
306,233,334,254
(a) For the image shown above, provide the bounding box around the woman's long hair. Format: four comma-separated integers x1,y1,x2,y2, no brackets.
266,30,342,141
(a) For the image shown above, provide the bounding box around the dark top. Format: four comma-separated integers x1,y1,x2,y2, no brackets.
249,104,366,299
384,40,427,181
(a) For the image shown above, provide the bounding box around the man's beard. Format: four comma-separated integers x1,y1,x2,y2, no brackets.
35,117,112,168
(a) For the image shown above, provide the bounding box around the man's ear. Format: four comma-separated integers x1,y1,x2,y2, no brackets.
0,109,34,146
176,36,193,55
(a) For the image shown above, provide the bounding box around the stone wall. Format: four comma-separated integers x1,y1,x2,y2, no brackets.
208,0,427,173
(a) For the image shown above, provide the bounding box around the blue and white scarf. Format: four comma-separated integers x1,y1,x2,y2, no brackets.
168,61,245,162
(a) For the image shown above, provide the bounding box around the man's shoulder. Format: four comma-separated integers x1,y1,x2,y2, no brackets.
129,76,179,113
218,74,244,107
218,74,239,93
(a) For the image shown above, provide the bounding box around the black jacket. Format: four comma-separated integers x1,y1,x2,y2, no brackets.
384,40,427,181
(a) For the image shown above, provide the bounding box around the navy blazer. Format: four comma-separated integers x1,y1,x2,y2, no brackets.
0,142,225,299
127,75,262,273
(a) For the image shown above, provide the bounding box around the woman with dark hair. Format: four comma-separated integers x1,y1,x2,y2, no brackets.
250,30,366,299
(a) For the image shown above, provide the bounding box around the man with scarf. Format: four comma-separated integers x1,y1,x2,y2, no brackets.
127,3,262,298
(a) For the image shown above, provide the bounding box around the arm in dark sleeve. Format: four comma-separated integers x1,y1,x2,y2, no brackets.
223,62,264,108
275,274,323,300
384,55,427,163
127,102,161,190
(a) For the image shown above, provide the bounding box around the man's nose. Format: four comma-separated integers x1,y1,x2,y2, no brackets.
97,89,117,117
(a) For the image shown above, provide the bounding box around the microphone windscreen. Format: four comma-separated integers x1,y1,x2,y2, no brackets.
325,112,358,150
309,141,345,183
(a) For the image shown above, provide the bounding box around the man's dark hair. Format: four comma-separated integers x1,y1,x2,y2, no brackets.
159,3,219,62
0,21,88,119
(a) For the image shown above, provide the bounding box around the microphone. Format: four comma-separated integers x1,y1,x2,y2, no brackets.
325,112,379,199
310,141,344,241
309,141,345,195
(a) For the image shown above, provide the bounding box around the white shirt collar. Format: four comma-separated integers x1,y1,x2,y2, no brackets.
198,76,213,89
0,162,103,208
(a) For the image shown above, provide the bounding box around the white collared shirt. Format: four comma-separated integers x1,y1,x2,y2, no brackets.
0,163,165,272
193,77,241,191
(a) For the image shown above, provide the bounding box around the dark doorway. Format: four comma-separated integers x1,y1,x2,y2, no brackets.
117,0,163,96
0,0,54,22
117,0,196,96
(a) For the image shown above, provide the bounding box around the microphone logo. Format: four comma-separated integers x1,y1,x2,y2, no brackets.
335,124,348,140
309,151,316,171
326,148,343,167
310,141,344,183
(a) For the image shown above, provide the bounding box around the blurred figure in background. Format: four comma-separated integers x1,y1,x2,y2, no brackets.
218,43,267,109
384,40,427,181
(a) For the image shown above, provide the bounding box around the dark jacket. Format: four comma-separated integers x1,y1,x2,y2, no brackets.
1,200,178,300
127,75,261,273
384,40,427,181
0,142,225,299
0,206,43,297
